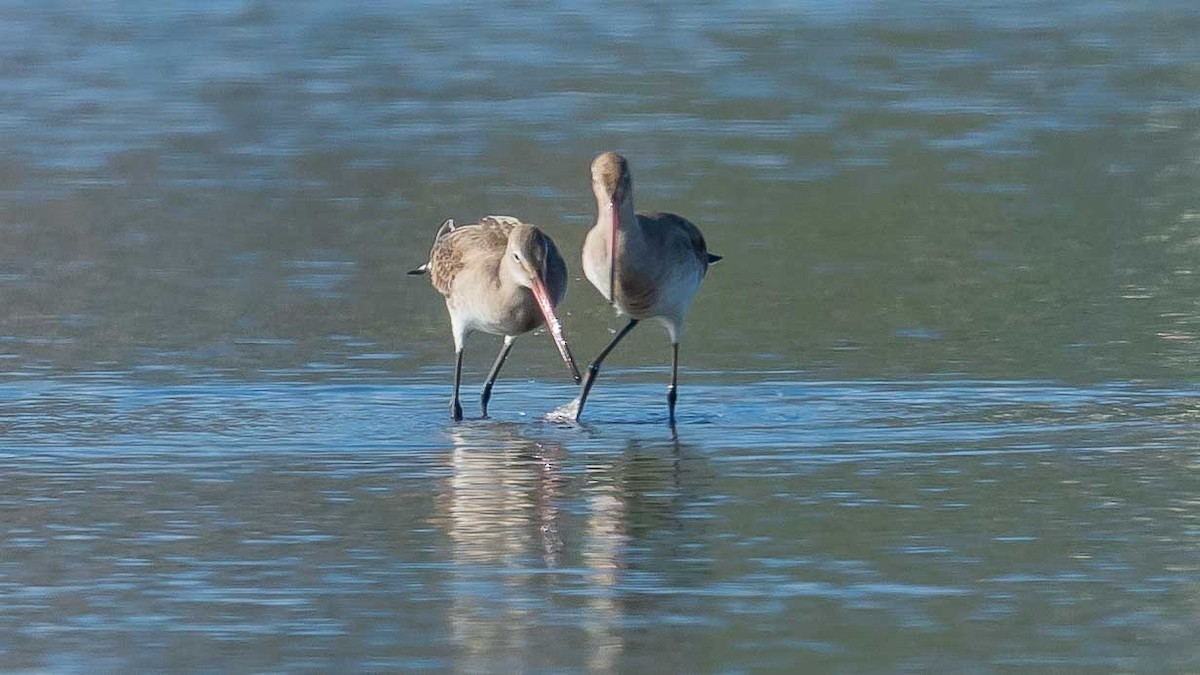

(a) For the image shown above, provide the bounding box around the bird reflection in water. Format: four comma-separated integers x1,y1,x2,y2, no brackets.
438,423,568,672
581,437,707,673
582,460,627,674
442,423,567,566
437,427,707,673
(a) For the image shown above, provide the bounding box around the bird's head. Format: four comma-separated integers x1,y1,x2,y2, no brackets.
505,224,580,383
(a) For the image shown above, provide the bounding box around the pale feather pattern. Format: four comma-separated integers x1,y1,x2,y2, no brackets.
428,217,511,297
411,214,580,419
424,215,567,339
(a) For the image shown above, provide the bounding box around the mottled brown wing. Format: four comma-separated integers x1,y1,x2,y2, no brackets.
477,215,523,231
428,217,515,296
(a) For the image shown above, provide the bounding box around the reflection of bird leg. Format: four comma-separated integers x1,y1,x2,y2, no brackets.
672,438,684,493
535,444,564,566
443,424,573,670
583,467,626,673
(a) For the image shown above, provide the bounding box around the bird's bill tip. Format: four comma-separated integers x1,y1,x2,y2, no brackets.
530,279,580,382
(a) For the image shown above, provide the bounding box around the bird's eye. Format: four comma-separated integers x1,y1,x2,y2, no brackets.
513,252,521,261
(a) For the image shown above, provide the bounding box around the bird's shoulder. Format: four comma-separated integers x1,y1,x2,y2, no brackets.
636,211,713,265
429,216,517,294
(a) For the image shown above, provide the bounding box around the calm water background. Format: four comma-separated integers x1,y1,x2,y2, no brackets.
2,0,1199,671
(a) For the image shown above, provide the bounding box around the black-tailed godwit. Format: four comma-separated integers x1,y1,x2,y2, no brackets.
410,216,580,421
572,152,721,425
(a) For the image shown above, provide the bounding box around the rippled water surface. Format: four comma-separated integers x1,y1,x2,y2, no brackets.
2,1,1199,672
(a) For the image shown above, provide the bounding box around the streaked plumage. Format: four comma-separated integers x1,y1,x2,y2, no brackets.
410,215,580,421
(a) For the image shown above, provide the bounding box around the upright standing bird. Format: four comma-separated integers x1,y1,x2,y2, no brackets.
572,152,721,425
409,215,581,421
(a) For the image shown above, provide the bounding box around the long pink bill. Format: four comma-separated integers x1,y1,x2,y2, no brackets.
606,199,618,304
531,279,581,383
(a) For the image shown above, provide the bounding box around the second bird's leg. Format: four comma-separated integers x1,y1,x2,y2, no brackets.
480,336,516,418
574,318,639,421
450,349,464,421
667,342,679,426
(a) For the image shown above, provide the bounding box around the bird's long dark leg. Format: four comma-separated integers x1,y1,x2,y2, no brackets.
450,349,464,422
574,318,639,421
480,336,516,418
667,342,680,427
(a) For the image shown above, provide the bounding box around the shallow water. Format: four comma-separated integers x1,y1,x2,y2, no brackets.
2,377,1198,671
2,0,1199,672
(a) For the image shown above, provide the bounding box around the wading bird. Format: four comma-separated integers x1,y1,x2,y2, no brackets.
571,152,721,425
410,216,581,421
